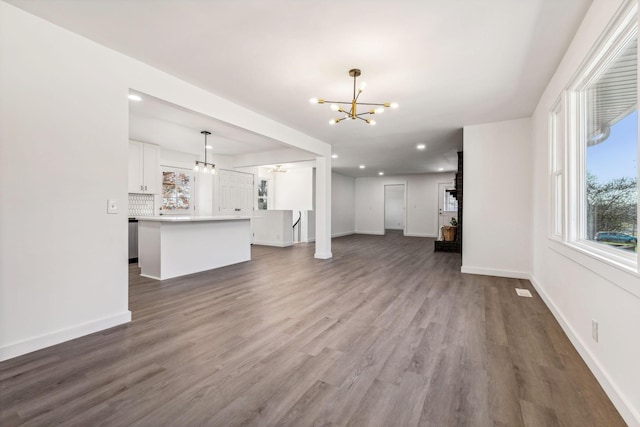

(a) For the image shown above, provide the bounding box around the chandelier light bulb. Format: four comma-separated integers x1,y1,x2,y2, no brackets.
368,119,377,126
359,82,367,91
309,98,318,104
329,119,337,125
330,104,340,111
375,107,385,114
390,102,399,109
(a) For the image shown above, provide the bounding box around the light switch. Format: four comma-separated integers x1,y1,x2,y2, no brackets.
107,199,118,214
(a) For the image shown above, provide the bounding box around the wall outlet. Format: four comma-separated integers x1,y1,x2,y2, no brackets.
592,319,599,342
107,199,118,214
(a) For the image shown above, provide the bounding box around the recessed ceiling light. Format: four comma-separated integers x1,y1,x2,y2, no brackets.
206,145,213,149
438,167,444,171
359,165,365,169
416,144,426,150
378,171,384,176
128,94,142,101
331,154,338,159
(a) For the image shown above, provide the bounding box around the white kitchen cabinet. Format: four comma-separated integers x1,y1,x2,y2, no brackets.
128,141,159,194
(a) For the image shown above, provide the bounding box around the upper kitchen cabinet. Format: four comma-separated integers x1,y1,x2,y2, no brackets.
128,141,159,194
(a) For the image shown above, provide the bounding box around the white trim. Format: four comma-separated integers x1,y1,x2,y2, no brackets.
354,230,385,235
314,251,333,259
460,266,531,280
530,275,640,427
251,240,294,248
331,231,354,238
0,311,132,362
405,232,438,238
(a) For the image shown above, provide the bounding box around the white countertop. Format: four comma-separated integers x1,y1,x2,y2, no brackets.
137,215,252,222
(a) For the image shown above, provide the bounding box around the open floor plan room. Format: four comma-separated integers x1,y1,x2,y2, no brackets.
0,233,624,426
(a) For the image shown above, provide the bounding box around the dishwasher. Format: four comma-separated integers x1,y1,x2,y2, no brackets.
128,218,138,263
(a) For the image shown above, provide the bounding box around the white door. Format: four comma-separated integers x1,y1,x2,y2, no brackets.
438,182,458,238
384,184,405,232
218,169,254,215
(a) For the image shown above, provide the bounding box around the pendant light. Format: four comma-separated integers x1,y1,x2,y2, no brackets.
194,130,216,174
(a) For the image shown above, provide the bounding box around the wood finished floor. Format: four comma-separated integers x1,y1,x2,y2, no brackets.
0,232,625,426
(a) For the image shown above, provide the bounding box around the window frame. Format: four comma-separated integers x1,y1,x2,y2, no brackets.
551,0,639,274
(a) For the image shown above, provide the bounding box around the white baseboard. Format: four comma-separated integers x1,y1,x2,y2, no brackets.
460,265,531,280
529,275,640,427
354,230,385,235
0,311,132,362
251,240,294,248
314,251,333,259
404,232,438,238
332,231,354,238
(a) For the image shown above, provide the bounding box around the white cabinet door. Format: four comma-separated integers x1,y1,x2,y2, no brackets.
142,143,159,194
128,141,159,194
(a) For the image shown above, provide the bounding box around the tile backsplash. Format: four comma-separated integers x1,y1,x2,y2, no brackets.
129,193,154,217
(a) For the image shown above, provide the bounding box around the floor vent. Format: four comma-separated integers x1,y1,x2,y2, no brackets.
515,288,533,298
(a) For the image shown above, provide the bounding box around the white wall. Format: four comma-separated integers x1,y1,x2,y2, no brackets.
0,1,331,361
355,173,454,237
332,172,356,237
384,185,406,230
251,210,293,247
273,167,313,211
462,118,532,278
529,0,640,424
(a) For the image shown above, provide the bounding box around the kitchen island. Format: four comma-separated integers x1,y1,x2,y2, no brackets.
137,216,252,280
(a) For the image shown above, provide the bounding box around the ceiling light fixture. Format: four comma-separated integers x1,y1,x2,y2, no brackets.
417,144,426,150
310,68,398,126
331,154,338,159
359,165,366,169
128,94,142,101
378,171,384,176
194,131,216,174
269,165,288,173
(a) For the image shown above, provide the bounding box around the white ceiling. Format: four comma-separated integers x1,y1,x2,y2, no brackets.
128,91,294,157
8,0,592,176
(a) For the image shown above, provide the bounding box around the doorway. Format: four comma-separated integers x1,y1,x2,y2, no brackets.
384,184,406,234
438,181,458,239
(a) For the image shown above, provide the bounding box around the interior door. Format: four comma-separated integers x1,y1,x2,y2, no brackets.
438,182,457,238
218,169,254,215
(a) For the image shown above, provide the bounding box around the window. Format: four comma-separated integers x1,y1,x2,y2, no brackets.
161,168,192,213
257,178,269,210
443,189,458,213
553,1,639,269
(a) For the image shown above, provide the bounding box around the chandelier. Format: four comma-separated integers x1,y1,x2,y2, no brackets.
269,165,288,173
309,68,398,126
194,130,216,174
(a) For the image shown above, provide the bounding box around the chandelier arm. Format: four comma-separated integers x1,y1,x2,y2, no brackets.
354,102,388,106
355,111,374,117
321,100,352,105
